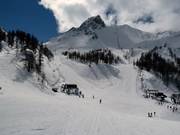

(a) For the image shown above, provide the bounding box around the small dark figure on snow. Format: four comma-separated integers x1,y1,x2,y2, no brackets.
154,112,156,116
93,95,95,99
82,94,84,98
148,112,153,118
175,107,178,111
148,112,152,117
99,99,102,104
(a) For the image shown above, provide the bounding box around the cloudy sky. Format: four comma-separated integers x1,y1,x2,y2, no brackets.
1,0,180,41
39,0,180,33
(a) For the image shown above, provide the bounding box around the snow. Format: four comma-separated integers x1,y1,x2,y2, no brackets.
1,16,180,134
47,20,180,51
47,24,157,50
46,16,180,50
1,46,180,135
137,32,180,49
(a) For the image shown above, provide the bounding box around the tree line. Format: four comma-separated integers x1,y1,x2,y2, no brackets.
0,28,53,74
135,46,180,90
62,49,121,65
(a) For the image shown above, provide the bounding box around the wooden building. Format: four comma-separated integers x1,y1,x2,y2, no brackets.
61,84,79,95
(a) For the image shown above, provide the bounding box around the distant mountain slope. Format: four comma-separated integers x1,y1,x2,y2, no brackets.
136,45,180,91
137,32,180,49
47,15,167,50
47,15,180,51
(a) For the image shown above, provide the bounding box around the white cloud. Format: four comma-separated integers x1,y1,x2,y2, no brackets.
39,0,180,33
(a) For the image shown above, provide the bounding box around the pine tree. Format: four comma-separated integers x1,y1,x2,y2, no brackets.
37,44,44,73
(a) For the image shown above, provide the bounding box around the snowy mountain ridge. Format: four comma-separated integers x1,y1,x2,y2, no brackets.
47,15,180,50
55,15,106,41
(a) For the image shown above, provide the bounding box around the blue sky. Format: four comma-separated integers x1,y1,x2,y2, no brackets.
1,0,180,42
0,0,57,41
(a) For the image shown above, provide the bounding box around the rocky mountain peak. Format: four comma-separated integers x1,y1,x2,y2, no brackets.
79,15,106,31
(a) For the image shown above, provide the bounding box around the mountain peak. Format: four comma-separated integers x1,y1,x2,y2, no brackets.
79,15,106,31
64,15,106,39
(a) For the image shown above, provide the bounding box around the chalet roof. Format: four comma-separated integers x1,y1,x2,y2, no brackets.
63,84,78,89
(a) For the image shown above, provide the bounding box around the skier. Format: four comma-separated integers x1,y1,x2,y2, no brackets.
93,95,95,99
150,113,152,117
148,112,152,118
79,91,82,96
154,112,156,117
176,107,178,111
99,99,102,104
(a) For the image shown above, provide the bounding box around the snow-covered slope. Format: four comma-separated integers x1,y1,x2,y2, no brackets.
1,45,180,135
137,32,180,49
142,45,180,62
1,15,180,135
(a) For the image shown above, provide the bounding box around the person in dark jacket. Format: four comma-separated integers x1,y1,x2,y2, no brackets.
99,99,102,104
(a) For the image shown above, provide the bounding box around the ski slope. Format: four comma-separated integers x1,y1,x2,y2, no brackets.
1,48,180,135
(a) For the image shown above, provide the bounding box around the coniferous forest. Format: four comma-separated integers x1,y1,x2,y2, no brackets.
62,49,121,65
0,28,53,73
135,46,180,90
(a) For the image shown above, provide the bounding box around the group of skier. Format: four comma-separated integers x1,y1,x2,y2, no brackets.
158,101,164,105
167,105,178,112
78,91,85,98
148,104,179,118
79,94,102,104
148,112,156,118
93,95,102,104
